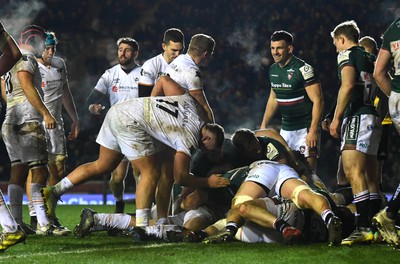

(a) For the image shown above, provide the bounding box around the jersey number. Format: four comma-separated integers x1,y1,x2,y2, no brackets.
155,99,178,118
3,72,13,94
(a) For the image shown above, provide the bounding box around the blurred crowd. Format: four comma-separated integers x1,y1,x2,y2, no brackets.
1,0,400,192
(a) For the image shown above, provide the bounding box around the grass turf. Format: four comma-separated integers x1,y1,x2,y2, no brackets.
1,204,399,264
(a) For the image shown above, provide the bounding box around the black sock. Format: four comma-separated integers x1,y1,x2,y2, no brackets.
387,184,400,219
224,221,238,235
274,218,291,233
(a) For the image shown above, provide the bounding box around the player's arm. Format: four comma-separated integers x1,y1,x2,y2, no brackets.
260,89,278,129
62,81,80,140
330,66,356,139
1,78,6,103
18,71,56,129
373,48,392,96
85,88,106,115
305,82,324,148
0,24,22,75
189,89,215,123
151,75,184,96
180,189,208,211
174,152,229,188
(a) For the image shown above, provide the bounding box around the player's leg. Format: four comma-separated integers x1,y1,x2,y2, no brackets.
0,190,26,252
281,178,342,246
43,146,124,220
109,158,129,213
155,148,175,224
131,154,161,226
8,163,29,227
340,149,374,244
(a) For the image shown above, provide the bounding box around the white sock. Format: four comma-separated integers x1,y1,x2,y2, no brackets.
53,177,74,197
0,190,18,233
136,208,150,227
7,184,23,225
31,183,50,227
28,199,36,217
95,213,131,229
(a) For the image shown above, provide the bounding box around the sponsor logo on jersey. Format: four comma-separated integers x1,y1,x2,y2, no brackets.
195,71,202,78
141,69,151,77
112,85,118,92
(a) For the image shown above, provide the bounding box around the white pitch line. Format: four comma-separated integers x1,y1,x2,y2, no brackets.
0,243,176,260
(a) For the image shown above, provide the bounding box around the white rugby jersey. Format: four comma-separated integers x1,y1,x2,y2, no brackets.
112,92,204,157
38,57,67,121
3,49,43,125
94,64,141,106
139,53,169,85
165,54,203,91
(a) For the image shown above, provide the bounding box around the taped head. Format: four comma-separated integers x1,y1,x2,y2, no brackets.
45,32,58,47
19,25,46,57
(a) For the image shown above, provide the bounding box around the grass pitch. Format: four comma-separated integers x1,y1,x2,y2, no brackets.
1,204,399,264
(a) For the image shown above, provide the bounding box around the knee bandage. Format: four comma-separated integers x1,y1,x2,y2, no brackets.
232,195,253,206
291,185,312,209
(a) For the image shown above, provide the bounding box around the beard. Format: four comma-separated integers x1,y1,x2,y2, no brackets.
119,56,133,66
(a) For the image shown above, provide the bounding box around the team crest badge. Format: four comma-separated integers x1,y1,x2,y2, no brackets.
288,72,293,80
112,85,118,92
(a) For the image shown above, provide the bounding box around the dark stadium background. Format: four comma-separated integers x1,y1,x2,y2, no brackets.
1,0,399,193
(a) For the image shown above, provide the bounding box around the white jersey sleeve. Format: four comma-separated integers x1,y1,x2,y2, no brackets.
165,54,203,91
139,54,169,85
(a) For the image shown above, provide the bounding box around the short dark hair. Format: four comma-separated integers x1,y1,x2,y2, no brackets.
331,20,360,43
163,28,184,47
231,128,256,152
270,30,293,45
117,37,139,51
204,123,225,149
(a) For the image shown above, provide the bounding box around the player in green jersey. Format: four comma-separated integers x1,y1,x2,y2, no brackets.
260,30,324,173
331,20,382,245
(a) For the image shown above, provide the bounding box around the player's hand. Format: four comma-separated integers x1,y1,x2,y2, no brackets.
329,118,341,139
207,174,230,188
88,104,104,115
43,113,56,129
321,118,331,131
306,130,318,148
68,121,80,141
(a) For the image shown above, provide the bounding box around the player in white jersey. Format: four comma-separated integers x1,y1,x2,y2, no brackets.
86,37,141,214
138,28,185,224
0,21,27,252
1,25,68,236
139,28,185,96
165,34,215,123
152,34,216,224
25,32,79,232
43,75,230,227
